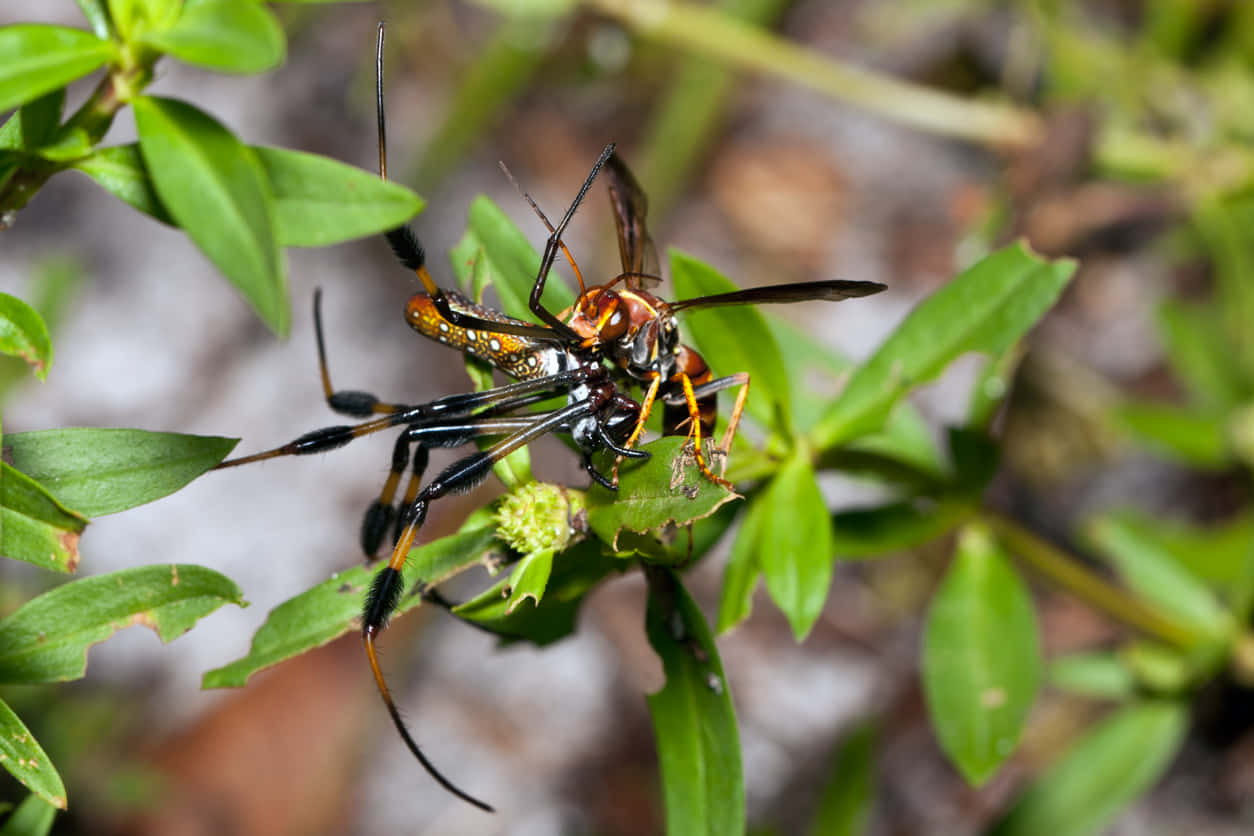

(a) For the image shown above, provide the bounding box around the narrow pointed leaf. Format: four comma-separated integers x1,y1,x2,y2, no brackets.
0,793,58,834
251,146,424,247
646,569,744,836
448,196,575,321
0,704,65,811
0,90,64,153
1156,299,1247,410
990,701,1187,836
810,723,875,836
670,249,791,433
0,294,52,380
1112,401,1230,468
1086,512,1231,641
813,243,1075,450
1048,652,1137,700
922,525,1040,785
73,144,173,224
139,0,284,74
5,429,237,517
0,565,243,684
204,527,497,687
831,499,972,559
1,464,85,573
760,450,833,640
1091,508,1254,589
0,26,113,112
133,96,287,334
717,496,766,633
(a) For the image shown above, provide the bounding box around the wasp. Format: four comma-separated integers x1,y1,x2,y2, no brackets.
215,23,885,813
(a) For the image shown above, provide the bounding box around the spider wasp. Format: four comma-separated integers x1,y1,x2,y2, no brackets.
214,24,886,813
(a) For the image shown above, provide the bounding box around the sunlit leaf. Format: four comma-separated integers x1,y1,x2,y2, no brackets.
759,450,832,640
139,0,284,74
5,429,236,517
0,25,113,113
133,96,287,334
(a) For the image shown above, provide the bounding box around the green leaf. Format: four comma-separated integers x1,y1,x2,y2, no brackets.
1,464,85,573
454,540,624,645
0,90,64,153
133,96,287,334
990,701,1187,836
0,294,52,380
1113,401,1230,468
448,196,575,321
72,144,173,224
139,0,284,74
1156,299,1247,409
464,0,577,17
75,0,113,39
0,25,113,113
670,249,792,433
967,342,1025,431
1089,508,1254,590
251,146,424,247
830,499,972,559
586,437,740,550
1086,513,1232,641
504,549,553,614
0,705,65,811
5,429,237,517
0,565,243,684
108,0,180,39
717,496,766,633
759,450,832,640
809,723,875,836
0,794,58,834
1048,651,1137,700
204,527,497,687
645,569,744,836
813,243,1076,450
922,525,1040,785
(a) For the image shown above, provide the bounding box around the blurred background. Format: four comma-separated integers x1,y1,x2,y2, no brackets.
3,0,1254,833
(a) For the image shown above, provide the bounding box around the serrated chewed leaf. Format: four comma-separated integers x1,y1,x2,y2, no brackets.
448,196,575,321
990,701,1187,836
670,249,792,433
831,499,972,560
252,146,424,247
1,464,85,573
0,704,65,811
0,25,113,113
0,294,52,380
646,569,744,836
139,0,284,74
133,96,287,334
1112,401,1230,468
810,723,875,836
1048,652,1137,700
0,565,242,684
586,437,740,549
504,549,553,614
0,793,59,833
923,525,1040,785
5,429,237,517
1086,512,1232,641
717,496,766,634
204,527,497,687
72,144,173,224
813,243,1076,450
760,450,833,640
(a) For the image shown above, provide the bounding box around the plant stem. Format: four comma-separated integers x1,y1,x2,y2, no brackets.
586,0,1044,149
982,511,1205,652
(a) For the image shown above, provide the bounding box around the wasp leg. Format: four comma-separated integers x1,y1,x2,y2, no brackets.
361,398,606,813
313,289,408,417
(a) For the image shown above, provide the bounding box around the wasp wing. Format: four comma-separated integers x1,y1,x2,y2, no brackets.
605,152,662,289
667,280,886,313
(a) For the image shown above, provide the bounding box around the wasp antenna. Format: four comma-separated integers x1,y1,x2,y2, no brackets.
499,159,589,293
376,21,389,182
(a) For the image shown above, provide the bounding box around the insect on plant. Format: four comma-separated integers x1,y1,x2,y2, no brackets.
213,23,886,814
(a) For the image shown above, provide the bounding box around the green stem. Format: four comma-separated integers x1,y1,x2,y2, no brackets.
982,511,1204,652
586,0,1044,149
